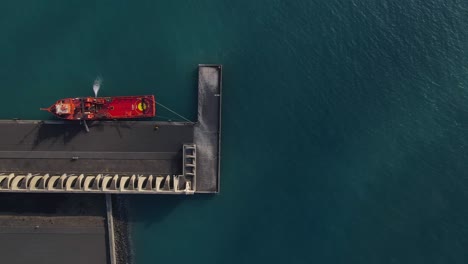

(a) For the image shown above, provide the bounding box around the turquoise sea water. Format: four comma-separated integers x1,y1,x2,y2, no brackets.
2,1,468,263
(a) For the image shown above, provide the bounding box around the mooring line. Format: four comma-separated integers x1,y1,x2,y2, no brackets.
156,101,195,123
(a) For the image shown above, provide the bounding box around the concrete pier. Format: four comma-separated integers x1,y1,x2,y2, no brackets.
0,65,222,194
194,65,222,193
0,194,108,264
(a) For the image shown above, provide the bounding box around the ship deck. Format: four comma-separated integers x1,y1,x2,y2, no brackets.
0,65,222,194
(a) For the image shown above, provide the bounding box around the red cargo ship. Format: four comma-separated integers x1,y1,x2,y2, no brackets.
41,95,156,120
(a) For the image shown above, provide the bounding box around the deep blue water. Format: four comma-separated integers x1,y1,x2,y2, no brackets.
1,1,468,263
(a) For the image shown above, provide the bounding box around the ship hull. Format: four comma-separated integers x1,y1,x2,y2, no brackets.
41,95,156,120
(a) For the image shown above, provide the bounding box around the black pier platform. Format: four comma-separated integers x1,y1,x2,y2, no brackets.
0,65,222,194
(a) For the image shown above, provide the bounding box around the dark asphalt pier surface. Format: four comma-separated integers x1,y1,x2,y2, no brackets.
0,193,108,264
0,64,222,193
0,120,193,175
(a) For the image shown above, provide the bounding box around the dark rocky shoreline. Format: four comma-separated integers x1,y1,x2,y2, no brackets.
112,195,134,264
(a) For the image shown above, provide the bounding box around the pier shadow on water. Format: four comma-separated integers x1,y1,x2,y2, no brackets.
115,194,215,227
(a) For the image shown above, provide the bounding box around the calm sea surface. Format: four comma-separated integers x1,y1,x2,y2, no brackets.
1,1,468,263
